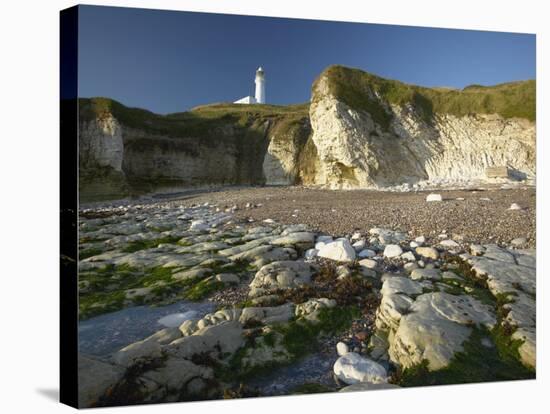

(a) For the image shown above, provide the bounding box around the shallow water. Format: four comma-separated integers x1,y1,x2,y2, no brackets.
78,300,215,356
248,352,339,395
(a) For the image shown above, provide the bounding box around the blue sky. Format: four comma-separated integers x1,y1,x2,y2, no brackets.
78,5,536,114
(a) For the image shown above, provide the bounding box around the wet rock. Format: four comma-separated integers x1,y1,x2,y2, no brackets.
78,354,125,408
113,337,162,367
168,321,244,360
145,327,184,345
157,312,199,329
142,357,213,396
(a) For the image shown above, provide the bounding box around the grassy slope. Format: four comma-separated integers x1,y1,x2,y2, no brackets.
79,97,309,140
318,65,535,129
78,98,312,198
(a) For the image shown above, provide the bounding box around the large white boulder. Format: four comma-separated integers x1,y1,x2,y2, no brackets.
333,352,388,384
317,239,356,262
337,342,349,356
426,194,443,202
383,244,403,258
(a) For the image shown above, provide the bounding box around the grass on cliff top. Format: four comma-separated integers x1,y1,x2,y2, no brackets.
78,97,309,139
319,65,535,128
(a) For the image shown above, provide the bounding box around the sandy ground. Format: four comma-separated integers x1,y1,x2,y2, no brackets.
162,185,536,248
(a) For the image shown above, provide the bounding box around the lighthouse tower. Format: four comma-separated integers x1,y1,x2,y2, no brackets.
254,67,266,104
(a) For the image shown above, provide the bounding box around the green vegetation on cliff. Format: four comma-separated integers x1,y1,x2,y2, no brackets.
78,98,311,199
319,65,535,129
79,97,309,140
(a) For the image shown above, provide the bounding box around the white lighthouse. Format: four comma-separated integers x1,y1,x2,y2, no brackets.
254,67,265,104
234,66,266,104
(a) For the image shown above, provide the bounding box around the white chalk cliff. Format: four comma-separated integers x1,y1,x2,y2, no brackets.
308,66,535,189
78,66,535,200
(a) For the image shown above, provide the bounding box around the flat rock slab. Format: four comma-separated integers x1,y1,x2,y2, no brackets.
78,355,125,408
249,260,316,297
388,292,496,371
142,357,213,394
271,232,315,248
380,276,423,297
464,248,535,296
168,321,244,360
410,268,442,281
295,298,337,322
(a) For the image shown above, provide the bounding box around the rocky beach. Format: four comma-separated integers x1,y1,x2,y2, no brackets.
75,63,536,407
77,186,536,407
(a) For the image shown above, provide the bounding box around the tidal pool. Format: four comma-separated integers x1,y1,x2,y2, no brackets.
79,300,215,356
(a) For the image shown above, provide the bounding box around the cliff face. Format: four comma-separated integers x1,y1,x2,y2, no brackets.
78,66,536,200
78,99,311,201
309,66,536,189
